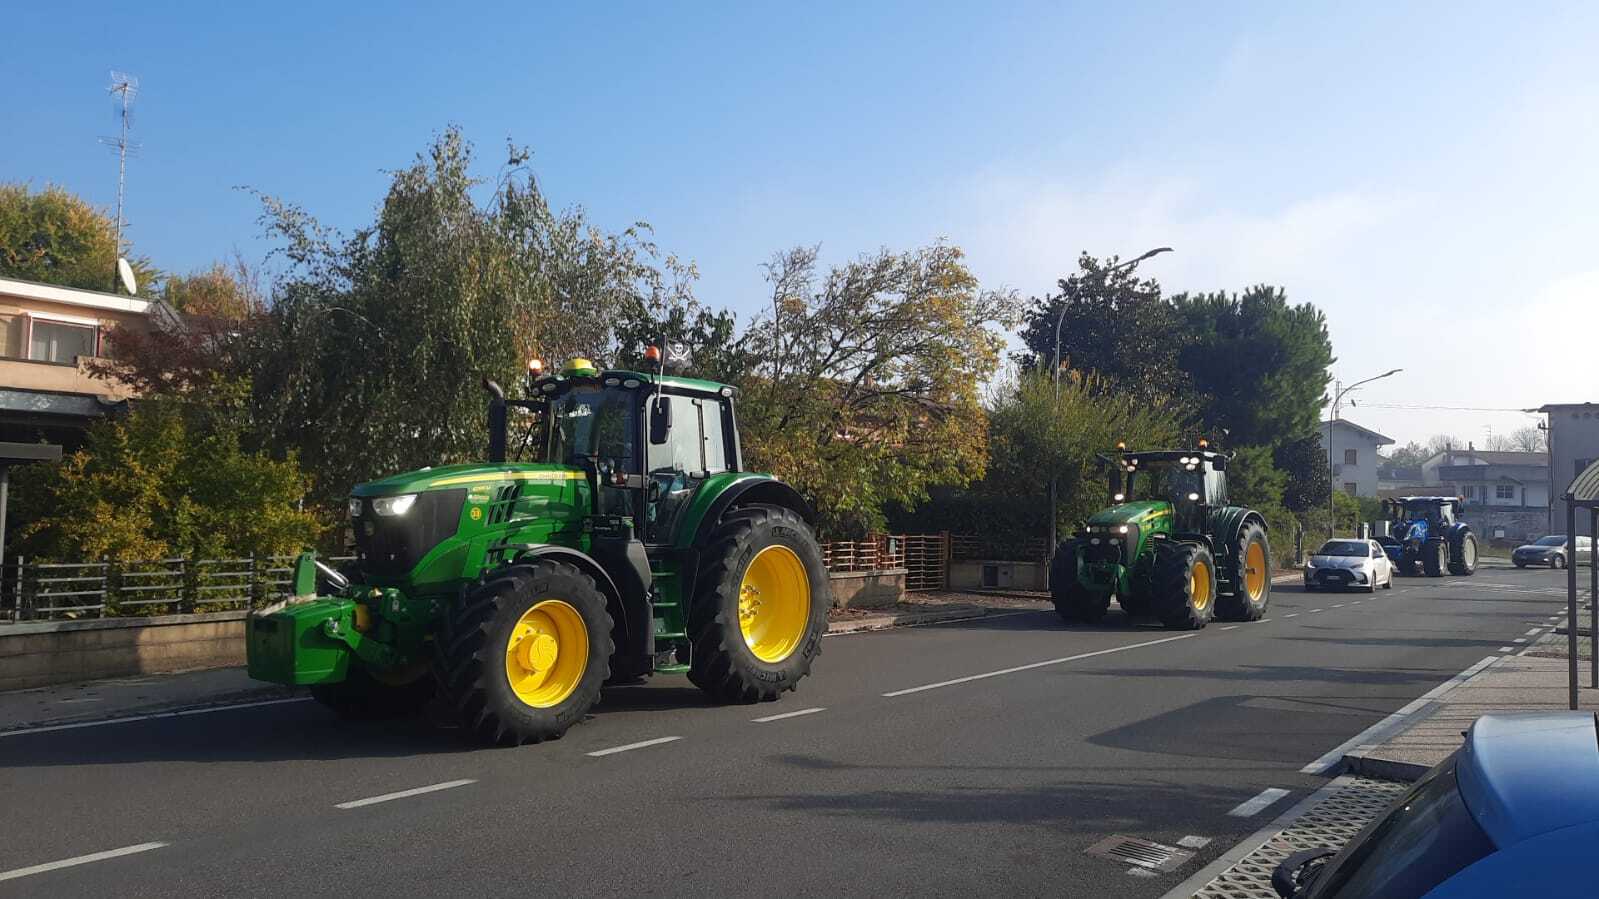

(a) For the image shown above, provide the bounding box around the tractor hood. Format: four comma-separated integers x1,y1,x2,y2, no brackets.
1088,500,1174,528
352,462,587,497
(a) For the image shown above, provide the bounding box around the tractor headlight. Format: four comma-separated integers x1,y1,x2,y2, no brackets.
372,494,419,517
348,497,364,518
1118,525,1130,534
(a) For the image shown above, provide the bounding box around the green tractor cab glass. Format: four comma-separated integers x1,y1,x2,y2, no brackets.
1051,442,1272,631
246,353,828,747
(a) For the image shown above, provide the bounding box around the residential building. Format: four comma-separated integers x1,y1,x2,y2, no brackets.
1320,418,1393,497
1419,445,1550,545
1540,403,1599,537
0,275,151,453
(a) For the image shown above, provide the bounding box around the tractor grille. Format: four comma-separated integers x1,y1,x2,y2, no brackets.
353,489,467,577
1082,538,1124,565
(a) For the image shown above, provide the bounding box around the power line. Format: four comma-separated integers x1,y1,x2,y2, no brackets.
1351,402,1539,413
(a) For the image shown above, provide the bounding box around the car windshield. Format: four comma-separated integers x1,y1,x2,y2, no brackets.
1307,756,1495,899
1534,535,1566,546
1316,541,1369,557
545,386,635,465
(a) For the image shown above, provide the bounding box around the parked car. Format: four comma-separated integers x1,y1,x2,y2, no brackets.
1272,712,1599,898
1512,535,1593,569
1304,539,1393,593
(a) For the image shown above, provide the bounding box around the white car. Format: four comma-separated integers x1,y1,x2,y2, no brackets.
1304,538,1393,593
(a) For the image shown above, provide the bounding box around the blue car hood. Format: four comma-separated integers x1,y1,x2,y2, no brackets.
1457,712,1599,848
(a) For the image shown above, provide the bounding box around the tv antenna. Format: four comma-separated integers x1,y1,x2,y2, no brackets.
99,71,140,292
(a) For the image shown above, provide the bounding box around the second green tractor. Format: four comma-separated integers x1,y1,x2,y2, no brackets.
1051,445,1272,629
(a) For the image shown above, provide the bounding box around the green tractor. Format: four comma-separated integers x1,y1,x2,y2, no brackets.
1050,443,1272,629
246,355,829,746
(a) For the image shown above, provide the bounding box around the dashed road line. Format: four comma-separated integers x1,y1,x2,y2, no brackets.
586,736,682,757
1284,613,1299,618
1308,609,1324,614
1525,628,1542,636
0,696,312,738
752,707,826,723
1220,625,1240,631
1227,787,1291,818
1257,618,1272,624
335,779,476,809
0,842,168,882
1499,646,1515,653
1513,638,1528,644
882,634,1198,697
1331,604,1344,608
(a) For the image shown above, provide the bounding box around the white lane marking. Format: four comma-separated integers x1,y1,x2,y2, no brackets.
882,634,1198,697
586,736,682,757
752,707,826,723
1309,609,1324,613
1285,613,1299,618
0,842,168,882
1331,604,1345,608
1257,618,1272,624
0,696,312,738
56,698,103,704
1514,638,1528,644
335,779,476,809
1500,646,1515,652
1350,600,1362,605
1177,835,1212,849
1228,787,1291,818
1300,655,1501,775
1220,625,1240,631
1526,628,1542,636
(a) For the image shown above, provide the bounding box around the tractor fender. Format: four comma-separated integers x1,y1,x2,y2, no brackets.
504,544,639,662
672,473,817,551
1214,507,1268,560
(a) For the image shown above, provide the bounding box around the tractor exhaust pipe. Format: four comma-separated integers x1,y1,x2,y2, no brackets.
484,378,507,463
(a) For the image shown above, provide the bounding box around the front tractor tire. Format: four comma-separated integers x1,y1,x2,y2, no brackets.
1154,541,1218,630
688,504,829,704
437,560,613,747
1217,521,1271,622
1050,540,1111,624
1422,539,1446,577
1448,530,1478,576
310,663,435,720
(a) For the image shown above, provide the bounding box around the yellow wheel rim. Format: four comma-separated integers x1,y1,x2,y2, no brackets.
1244,542,1267,600
738,545,811,663
1190,558,1213,612
504,599,588,708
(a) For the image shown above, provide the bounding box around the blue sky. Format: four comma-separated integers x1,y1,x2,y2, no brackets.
5,1,1597,446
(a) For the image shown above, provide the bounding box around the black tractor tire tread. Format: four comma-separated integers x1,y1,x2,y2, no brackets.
1050,540,1111,623
435,560,612,747
687,504,828,704
1217,521,1271,622
1154,541,1217,630
1423,539,1445,577
1448,530,1478,576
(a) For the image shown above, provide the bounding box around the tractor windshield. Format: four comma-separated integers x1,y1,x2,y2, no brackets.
545,386,636,467
1167,468,1206,504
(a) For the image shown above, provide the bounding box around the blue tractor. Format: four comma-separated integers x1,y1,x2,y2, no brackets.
1378,496,1478,577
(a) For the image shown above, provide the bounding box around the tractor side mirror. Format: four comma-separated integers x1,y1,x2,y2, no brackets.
648,397,672,445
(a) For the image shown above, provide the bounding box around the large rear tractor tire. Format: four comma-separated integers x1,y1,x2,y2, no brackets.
689,505,829,704
1217,521,1271,622
437,560,613,747
1051,540,1111,623
1154,541,1218,630
1422,539,1446,577
1448,530,1478,576
311,663,434,720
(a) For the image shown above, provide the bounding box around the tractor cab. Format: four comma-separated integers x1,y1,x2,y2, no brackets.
1112,447,1230,532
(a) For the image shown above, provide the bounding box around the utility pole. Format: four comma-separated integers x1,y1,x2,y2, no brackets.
101,71,139,291
1047,247,1172,571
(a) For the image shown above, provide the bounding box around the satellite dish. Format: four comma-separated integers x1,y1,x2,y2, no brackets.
117,257,137,295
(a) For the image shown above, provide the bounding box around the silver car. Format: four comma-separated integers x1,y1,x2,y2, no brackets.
1304,539,1393,593
1512,535,1593,569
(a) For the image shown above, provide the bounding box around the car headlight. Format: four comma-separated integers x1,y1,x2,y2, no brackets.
371,493,419,516
348,497,363,518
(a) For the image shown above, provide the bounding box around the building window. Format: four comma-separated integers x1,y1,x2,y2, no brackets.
28,319,98,363
0,314,20,359
1343,482,1357,496
1463,485,1478,501
1495,484,1514,500
1344,448,1358,465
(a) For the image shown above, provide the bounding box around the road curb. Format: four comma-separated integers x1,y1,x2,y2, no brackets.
1327,654,1507,781
826,605,1040,635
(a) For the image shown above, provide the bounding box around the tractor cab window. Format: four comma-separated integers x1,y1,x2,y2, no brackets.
1168,468,1206,504
643,393,734,544
546,386,637,469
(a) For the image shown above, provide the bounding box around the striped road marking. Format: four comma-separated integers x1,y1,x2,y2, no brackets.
1228,788,1291,818
586,736,682,757
335,779,476,809
0,843,168,882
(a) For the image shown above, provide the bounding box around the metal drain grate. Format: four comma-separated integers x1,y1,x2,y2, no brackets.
1086,835,1195,873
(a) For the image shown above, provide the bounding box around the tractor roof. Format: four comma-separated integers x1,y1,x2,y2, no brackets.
531,366,736,398
1118,449,1228,463
1394,495,1461,504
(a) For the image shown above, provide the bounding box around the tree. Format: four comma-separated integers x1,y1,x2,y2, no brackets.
1015,253,1184,398
10,397,322,562
986,370,1187,536
1426,434,1463,456
1169,286,1334,447
1275,433,1331,517
1226,444,1297,541
1381,440,1430,469
737,244,1014,536
1510,425,1547,454
0,183,157,291
243,129,684,507
160,259,262,320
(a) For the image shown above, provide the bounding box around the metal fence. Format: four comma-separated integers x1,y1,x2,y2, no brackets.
0,555,355,623
949,534,1050,563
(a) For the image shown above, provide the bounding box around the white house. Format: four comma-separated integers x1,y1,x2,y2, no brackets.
1540,402,1599,536
1321,418,1394,497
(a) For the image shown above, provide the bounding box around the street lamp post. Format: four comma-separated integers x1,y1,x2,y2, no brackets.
1326,368,1403,539
1047,247,1173,566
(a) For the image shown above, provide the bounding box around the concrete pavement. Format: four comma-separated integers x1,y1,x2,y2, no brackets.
0,563,1572,897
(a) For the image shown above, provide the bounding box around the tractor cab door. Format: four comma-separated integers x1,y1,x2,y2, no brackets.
642,392,734,546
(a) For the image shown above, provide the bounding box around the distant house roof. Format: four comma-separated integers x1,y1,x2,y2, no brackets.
1426,449,1547,468
0,275,151,315
1379,465,1423,482
1322,418,1394,446
1539,402,1599,412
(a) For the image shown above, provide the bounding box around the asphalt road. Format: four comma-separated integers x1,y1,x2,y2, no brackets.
0,563,1575,897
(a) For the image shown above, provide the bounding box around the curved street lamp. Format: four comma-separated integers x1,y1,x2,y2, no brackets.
1327,368,1403,538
